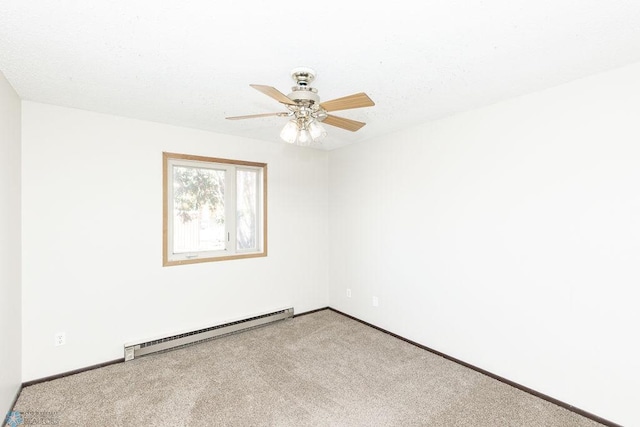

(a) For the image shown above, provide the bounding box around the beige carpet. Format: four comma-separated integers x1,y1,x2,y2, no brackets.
11,309,602,426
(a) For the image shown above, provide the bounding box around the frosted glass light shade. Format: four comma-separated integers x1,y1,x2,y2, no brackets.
308,120,327,141
297,128,311,146
280,120,298,144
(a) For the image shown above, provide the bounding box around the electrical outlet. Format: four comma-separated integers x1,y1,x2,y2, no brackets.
346,288,352,298
372,296,379,307
55,332,66,346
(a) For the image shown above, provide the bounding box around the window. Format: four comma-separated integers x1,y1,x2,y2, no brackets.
163,152,267,266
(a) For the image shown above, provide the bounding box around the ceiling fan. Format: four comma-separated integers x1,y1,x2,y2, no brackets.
226,67,375,146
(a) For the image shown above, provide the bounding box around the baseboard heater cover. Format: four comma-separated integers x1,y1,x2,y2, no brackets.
124,307,294,361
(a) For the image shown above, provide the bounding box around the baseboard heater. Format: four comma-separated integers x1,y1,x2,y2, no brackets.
124,307,294,361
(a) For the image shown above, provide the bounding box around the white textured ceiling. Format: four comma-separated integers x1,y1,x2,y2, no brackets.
2,1,640,150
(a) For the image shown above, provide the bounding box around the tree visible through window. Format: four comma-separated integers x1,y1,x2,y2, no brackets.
163,152,267,266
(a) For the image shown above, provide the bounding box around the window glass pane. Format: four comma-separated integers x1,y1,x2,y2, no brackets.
172,166,226,253
237,169,258,251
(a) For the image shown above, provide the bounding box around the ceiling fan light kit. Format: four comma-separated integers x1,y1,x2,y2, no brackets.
226,67,375,146
280,118,326,146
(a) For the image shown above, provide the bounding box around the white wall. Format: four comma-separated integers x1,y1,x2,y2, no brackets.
21,102,328,381
0,71,22,414
328,61,640,426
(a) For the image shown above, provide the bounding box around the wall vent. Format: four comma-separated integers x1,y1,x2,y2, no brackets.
124,307,294,361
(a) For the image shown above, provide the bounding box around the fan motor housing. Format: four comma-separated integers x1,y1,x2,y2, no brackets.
288,88,320,104
288,67,320,104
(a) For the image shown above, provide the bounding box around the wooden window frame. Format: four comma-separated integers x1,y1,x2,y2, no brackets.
163,152,267,266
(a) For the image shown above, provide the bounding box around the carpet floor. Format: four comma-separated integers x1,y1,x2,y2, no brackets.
11,309,603,426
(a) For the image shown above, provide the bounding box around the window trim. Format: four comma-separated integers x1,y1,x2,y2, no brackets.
162,152,267,266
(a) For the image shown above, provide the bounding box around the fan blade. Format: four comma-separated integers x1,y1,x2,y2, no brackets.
320,92,374,112
226,112,287,120
322,114,366,132
250,84,297,105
